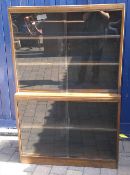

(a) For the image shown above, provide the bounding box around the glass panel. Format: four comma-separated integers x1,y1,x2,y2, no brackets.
12,13,65,37
66,11,121,91
19,100,67,127
18,99,117,160
68,65,118,90
67,11,122,36
67,11,121,62
68,102,118,129
21,128,68,156
18,100,68,156
11,10,122,92
69,130,116,159
17,64,67,90
67,39,120,62
11,13,67,91
67,102,117,159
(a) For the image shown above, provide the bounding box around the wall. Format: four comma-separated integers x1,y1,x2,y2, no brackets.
0,0,129,133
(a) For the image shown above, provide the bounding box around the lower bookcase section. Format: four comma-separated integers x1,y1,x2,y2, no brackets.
15,98,119,168
21,129,116,160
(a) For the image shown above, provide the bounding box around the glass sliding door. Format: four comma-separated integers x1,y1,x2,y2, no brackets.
11,12,67,91
17,98,118,161
18,99,68,157
66,11,122,92
67,102,118,159
11,10,122,92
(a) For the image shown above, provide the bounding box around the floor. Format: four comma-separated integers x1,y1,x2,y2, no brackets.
0,136,130,175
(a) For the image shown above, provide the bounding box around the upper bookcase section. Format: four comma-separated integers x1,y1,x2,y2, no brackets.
9,4,125,93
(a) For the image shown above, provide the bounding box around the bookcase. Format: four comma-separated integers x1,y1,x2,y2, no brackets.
9,4,125,168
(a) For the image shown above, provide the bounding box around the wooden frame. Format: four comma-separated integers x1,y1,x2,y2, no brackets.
15,92,121,101
9,4,125,168
8,4,124,13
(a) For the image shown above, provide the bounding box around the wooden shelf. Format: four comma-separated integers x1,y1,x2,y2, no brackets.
20,89,118,94
22,20,85,23
20,125,117,132
14,35,120,40
43,20,84,23
17,62,119,66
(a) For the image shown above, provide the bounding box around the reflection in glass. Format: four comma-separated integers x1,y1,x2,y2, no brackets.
18,100,117,159
21,128,116,159
12,13,66,57
12,13,65,36
11,10,122,91
17,65,67,90
67,38,120,62
19,100,68,156
67,11,121,63
18,100,66,127
69,130,116,159
68,65,118,90
68,102,117,129
67,11,122,36
12,13,67,91
21,128,68,156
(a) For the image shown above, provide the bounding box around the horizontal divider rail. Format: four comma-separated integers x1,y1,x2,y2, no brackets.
15,92,121,102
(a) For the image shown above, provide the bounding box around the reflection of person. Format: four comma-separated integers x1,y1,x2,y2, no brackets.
24,16,44,49
12,14,44,49
78,11,110,84
24,16,43,36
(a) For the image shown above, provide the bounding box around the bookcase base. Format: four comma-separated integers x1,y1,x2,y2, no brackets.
20,155,117,169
